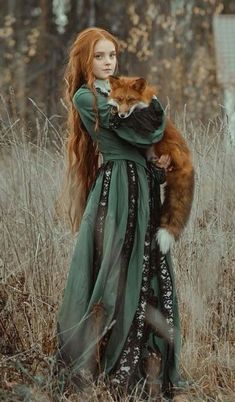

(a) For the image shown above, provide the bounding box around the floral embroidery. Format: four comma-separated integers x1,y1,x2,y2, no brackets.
111,164,175,391
93,161,113,283
111,169,153,386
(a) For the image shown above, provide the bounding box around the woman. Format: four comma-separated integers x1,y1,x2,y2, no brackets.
57,27,186,400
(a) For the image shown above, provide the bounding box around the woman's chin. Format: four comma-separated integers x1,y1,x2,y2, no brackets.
97,73,113,80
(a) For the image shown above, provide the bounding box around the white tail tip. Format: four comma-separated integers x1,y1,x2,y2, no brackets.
156,228,175,254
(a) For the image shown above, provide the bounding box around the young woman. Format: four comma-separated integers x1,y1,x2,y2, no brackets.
57,27,187,400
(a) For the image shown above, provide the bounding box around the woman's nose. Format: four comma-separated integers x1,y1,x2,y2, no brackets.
104,56,112,64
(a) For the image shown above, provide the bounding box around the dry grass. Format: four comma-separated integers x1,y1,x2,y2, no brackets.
0,107,234,401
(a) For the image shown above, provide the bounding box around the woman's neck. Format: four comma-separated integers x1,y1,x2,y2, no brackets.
94,78,110,93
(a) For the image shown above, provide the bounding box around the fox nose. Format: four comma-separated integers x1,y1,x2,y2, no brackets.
119,113,126,118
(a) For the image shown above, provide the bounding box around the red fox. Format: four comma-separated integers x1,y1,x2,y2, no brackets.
108,76,194,254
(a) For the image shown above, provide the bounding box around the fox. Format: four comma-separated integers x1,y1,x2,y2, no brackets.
108,76,195,254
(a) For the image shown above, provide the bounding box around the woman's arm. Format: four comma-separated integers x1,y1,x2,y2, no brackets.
73,88,166,148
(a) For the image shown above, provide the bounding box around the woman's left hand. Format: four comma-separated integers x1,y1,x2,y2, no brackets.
156,154,173,171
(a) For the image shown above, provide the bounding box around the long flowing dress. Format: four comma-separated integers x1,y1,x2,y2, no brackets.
57,79,182,398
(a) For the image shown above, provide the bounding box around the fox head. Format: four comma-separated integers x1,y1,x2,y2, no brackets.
108,76,149,118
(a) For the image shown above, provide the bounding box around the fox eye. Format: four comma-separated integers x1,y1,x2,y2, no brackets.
116,96,124,102
127,96,135,101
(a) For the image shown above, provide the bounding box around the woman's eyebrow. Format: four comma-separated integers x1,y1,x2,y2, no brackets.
94,51,116,54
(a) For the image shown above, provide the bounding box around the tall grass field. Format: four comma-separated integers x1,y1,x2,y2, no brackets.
0,106,234,401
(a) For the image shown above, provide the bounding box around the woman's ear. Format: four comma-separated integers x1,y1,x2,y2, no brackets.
131,77,146,93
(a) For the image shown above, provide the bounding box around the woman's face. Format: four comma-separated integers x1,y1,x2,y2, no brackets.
93,39,117,80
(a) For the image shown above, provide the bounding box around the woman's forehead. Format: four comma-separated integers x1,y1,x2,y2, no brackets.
94,39,116,53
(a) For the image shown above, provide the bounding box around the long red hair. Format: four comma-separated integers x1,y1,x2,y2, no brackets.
62,27,119,232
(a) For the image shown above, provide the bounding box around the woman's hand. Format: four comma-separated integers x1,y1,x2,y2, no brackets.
156,154,172,172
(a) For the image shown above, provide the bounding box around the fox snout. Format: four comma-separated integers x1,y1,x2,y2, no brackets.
118,104,141,118
119,111,130,118
116,103,132,118
108,100,136,118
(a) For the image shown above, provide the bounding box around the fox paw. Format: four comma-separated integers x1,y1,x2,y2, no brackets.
156,228,175,254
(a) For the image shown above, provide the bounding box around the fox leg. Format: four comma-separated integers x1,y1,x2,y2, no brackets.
173,394,190,401
143,351,162,400
84,302,106,375
143,303,174,400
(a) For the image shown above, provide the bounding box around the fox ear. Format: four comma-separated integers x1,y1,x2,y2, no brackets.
132,78,146,93
109,75,120,89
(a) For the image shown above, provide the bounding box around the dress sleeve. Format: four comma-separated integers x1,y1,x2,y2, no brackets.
73,88,166,148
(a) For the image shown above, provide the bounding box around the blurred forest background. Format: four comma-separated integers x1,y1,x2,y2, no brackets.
1,0,235,135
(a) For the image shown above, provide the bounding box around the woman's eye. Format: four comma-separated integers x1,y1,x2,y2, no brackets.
94,53,116,60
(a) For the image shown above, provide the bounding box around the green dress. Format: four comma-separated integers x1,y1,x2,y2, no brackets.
57,79,181,397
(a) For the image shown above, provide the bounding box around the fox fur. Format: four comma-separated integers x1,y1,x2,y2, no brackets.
108,76,194,254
